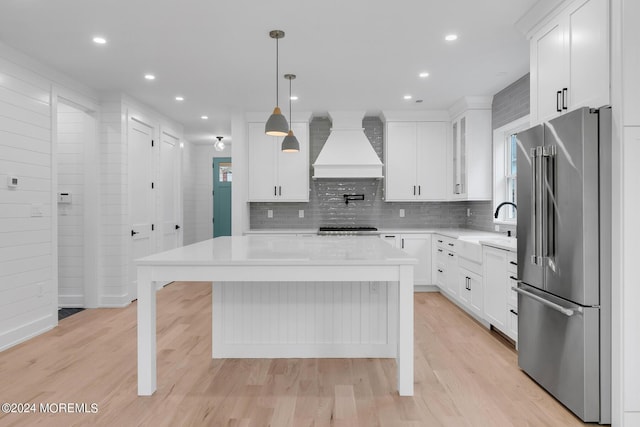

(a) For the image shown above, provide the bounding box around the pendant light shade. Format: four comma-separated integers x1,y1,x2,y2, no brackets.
281,73,299,152
214,136,225,152
265,30,289,136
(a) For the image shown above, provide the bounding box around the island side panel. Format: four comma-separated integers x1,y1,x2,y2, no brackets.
398,264,414,396
137,265,157,396
212,281,398,358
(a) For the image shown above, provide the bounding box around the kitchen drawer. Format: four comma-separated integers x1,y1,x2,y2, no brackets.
434,234,456,250
508,306,518,340
508,279,518,307
507,252,518,274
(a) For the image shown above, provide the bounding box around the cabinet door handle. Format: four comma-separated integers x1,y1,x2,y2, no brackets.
510,309,518,316
413,185,416,196
509,261,517,266
274,186,277,196
131,230,139,237
401,238,405,249
279,186,282,196
418,185,421,195
556,90,562,112
384,235,396,238
562,88,568,110
509,275,519,281
455,183,461,194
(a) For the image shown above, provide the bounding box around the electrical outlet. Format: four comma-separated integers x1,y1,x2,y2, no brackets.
298,210,304,218
267,209,273,218
399,209,405,218
467,208,471,217
494,224,500,231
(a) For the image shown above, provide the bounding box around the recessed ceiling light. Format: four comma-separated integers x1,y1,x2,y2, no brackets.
419,72,430,78
175,96,184,101
201,115,209,120
404,95,413,100
445,34,458,41
92,36,107,45
290,95,298,101
144,74,156,80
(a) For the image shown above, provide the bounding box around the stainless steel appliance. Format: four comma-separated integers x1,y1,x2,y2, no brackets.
317,226,379,236
515,107,611,424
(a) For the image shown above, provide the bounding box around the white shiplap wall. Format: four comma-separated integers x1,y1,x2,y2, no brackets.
99,99,128,307
57,102,93,307
0,54,55,349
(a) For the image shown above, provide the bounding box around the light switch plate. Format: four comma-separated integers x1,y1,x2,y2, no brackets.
298,210,304,218
399,209,405,218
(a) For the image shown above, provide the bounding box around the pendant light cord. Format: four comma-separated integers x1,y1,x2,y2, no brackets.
275,37,279,108
288,76,292,128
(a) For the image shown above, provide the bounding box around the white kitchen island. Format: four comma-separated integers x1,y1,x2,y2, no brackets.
136,235,416,396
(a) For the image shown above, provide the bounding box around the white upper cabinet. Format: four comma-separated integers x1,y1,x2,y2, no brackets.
248,121,309,202
530,0,610,124
385,121,447,201
449,106,492,200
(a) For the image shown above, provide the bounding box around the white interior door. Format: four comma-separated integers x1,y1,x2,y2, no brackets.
160,131,180,252
128,117,155,301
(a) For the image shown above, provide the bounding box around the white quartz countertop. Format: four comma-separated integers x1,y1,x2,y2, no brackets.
137,235,418,267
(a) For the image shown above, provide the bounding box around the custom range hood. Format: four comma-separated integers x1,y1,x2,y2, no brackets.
312,111,383,179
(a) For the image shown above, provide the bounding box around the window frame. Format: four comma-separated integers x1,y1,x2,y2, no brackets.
492,115,530,224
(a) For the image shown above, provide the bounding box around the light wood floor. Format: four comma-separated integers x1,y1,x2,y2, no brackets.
0,282,591,427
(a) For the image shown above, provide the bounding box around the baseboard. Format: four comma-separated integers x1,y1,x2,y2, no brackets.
58,294,84,308
414,285,439,292
213,343,397,359
99,294,130,308
0,314,56,352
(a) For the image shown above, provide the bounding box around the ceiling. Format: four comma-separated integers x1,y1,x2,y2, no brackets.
0,0,538,144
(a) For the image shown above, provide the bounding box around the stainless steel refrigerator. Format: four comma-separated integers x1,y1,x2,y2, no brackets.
515,106,611,424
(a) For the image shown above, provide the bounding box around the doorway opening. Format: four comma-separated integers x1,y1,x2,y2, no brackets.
213,157,232,237
56,99,98,313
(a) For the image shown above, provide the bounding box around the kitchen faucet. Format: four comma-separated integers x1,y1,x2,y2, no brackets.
494,202,517,219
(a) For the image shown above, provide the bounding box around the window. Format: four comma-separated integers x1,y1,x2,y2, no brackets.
493,116,529,224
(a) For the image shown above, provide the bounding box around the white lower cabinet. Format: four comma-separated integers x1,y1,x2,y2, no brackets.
458,260,483,319
381,233,432,287
482,245,518,342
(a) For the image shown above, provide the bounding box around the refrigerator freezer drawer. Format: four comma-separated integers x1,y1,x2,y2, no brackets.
517,284,601,422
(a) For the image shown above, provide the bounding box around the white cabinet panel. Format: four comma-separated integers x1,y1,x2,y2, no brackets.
385,121,448,201
623,0,640,125
532,21,567,124
483,246,508,332
400,234,432,286
385,122,418,200
248,121,309,202
450,110,492,200
529,0,610,125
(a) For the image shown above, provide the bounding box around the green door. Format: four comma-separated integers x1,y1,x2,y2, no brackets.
213,157,232,237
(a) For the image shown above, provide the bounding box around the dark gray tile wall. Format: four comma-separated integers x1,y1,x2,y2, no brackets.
251,116,473,230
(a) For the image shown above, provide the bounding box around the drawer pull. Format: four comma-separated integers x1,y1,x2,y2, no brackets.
510,309,518,316
437,239,443,243
437,249,443,253
509,276,518,281
437,269,443,273
448,253,454,257
448,243,454,247
509,261,517,266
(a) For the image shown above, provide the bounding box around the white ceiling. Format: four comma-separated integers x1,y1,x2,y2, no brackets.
0,0,537,144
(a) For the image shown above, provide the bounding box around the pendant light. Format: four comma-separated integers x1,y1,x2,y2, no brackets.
281,74,299,152
265,30,289,136
214,136,225,152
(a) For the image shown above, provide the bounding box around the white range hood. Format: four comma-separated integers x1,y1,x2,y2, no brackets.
312,111,383,179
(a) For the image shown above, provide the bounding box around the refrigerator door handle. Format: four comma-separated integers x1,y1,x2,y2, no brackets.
530,146,543,265
512,285,581,317
543,145,558,272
